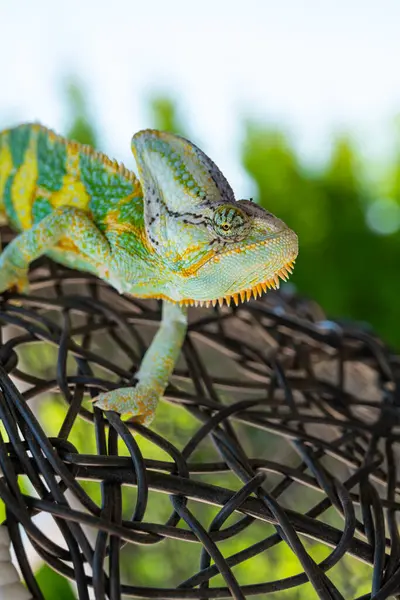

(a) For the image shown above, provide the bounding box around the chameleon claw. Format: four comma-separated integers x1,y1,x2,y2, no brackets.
6,276,29,306
14,275,30,294
91,387,157,426
0,264,29,296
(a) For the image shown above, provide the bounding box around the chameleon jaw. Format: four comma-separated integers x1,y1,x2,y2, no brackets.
178,259,296,308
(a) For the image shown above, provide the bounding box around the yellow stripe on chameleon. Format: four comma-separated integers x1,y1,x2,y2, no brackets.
173,243,202,263
11,136,38,229
119,179,142,203
56,238,81,254
104,210,155,254
179,249,217,277
51,144,90,210
0,142,13,204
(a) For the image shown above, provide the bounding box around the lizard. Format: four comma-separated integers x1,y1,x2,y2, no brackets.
0,123,298,425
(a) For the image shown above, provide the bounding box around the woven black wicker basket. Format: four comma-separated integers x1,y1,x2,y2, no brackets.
0,229,399,600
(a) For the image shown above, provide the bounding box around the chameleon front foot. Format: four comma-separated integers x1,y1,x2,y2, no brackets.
92,385,159,426
92,302,187,428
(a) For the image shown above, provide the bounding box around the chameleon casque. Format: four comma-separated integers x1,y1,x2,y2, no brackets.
0,123,298,425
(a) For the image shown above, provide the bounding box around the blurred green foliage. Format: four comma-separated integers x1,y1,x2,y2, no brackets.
64,78,98,147
35,564,75,600
147,94,187,135
242,125,400,349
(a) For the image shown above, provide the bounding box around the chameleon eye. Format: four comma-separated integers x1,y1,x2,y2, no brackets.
212,205,249,239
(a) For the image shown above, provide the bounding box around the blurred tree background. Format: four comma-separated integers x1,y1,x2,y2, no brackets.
2,80,398,598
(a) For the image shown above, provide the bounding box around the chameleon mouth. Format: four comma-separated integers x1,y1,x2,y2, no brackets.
178,258,296,307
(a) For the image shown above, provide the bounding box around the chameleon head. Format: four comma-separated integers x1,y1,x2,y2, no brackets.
131,130,298,306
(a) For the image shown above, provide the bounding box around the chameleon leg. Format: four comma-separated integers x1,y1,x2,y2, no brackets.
93,302,188,425
0,207,111,293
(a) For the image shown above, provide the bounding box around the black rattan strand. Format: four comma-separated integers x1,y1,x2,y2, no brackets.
0,241,399,599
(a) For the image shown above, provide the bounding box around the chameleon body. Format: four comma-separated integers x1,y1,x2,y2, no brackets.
0,123,298,424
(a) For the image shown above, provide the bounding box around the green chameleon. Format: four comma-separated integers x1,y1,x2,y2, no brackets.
0,123,298,424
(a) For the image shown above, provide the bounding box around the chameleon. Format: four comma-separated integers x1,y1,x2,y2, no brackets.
0,123,298,425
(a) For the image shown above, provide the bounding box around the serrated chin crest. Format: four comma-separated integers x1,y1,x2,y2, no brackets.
178,259,296,308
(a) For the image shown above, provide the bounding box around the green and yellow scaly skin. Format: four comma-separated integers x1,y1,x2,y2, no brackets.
0,123,298,424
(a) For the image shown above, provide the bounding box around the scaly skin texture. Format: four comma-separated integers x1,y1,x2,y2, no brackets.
0,123,298,424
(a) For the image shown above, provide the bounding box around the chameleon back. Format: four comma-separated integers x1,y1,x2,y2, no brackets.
0,124,145,266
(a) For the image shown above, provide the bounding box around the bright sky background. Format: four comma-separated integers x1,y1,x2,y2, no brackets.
1,0,400,195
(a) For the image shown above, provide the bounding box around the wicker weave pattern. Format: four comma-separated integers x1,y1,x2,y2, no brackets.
0,234,399,599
